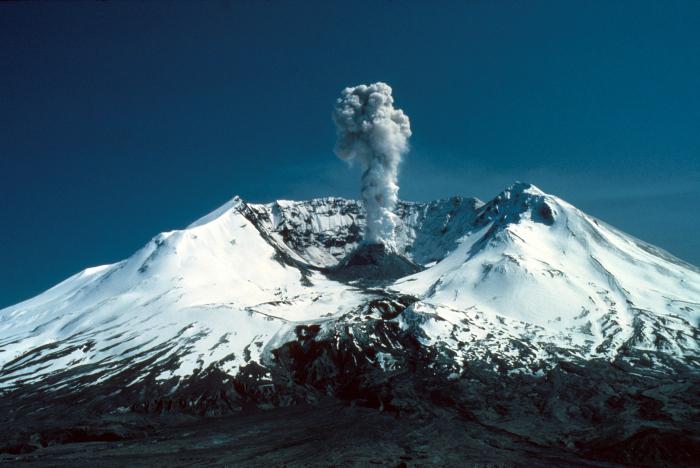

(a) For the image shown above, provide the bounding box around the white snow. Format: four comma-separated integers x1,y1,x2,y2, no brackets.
393,183,700,361
1,182,698,390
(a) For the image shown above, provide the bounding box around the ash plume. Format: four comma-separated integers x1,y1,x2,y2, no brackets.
332,82,411,250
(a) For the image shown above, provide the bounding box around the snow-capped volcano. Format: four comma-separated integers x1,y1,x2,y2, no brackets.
1,183,699,399
395,183,700,364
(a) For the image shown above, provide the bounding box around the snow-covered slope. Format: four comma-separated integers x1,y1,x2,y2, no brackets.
394,183,700,368
1,183,699,397
0,198,369,391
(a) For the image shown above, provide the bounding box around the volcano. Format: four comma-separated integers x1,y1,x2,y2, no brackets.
1,182,699,465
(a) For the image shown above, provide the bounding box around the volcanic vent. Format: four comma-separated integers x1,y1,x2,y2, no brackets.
330,82,421,281
331,243,422,281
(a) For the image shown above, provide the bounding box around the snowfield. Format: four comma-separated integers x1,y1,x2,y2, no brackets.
1,182,699,393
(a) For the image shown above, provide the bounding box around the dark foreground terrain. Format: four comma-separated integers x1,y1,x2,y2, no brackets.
0,401,614,467
2,391,699,467
2,360,699,467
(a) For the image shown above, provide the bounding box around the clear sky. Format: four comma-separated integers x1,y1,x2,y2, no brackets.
1,1,699,308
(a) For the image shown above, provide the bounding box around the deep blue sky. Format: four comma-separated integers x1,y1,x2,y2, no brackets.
1,1,699,308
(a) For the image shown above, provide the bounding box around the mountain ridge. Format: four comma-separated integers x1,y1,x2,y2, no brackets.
2,182,698,391
1,182,699,464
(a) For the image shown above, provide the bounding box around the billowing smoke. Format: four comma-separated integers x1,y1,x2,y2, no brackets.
332,82,411,249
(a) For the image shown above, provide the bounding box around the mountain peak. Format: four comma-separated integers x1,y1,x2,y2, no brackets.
503,181,545,197
476,181,556,228
187,195,246,229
